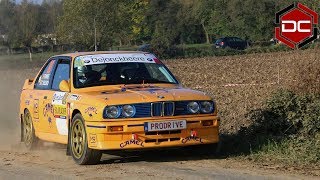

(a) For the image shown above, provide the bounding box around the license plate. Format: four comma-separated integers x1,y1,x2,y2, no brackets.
144,120,187,132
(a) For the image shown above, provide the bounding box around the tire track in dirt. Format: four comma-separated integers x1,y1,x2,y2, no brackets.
0,148,316,180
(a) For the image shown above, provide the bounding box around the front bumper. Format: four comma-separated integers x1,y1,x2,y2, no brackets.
85,115,220,150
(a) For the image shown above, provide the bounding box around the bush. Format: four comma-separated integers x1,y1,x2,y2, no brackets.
151,44,246,59
221,89,320,166
150,43,292,59
291,59,320,94
243,89,320,166
249,89,320,138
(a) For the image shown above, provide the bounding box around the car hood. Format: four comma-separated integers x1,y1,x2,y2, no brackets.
79,85,211,105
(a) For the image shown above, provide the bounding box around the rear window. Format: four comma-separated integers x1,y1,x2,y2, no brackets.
215,38,223,43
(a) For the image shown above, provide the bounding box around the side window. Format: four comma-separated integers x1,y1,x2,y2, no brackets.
235,37,243,42
35,59,56,89
226,38,233,42
52,60,70,90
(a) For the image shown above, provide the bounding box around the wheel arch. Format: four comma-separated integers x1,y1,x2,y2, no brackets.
20,108,30,142
67,108,82,156
71,109,81,122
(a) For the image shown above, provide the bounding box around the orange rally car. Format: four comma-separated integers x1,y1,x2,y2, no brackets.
19,51,220,165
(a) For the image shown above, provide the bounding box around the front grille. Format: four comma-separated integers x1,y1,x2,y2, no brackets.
134,103,152,118
107,101,213,119
152,102,162,116
151,102,174,117
164,102,174,116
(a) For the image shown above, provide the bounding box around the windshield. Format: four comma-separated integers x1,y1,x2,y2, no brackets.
73,54,178,88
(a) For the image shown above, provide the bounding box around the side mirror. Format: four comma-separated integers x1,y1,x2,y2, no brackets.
59,80,70,92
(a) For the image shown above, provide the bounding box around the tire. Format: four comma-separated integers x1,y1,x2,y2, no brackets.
70,114,102,165
22,109,38,150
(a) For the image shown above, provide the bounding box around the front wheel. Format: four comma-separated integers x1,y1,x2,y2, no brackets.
70,114,102,165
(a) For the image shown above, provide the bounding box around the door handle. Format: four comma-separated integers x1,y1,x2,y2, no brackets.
44,96,47,99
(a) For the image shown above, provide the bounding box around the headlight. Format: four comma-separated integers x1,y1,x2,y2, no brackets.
122,105,136,117
187,101,200,113
105,106,121,118
200,101,214,113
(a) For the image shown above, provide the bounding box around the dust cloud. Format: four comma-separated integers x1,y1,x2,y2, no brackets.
0,59,40,150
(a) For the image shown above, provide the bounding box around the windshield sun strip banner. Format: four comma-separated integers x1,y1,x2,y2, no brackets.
74,53,160,67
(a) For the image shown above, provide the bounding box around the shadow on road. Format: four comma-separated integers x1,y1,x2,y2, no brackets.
100,146,226,164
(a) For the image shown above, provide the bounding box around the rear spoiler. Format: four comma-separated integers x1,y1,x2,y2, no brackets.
22,79,34,90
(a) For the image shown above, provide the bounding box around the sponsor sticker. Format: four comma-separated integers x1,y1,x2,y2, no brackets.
54,105,67,119
38,80,49,86
38,74,50,86
42,73,50,80
74,53,159,67
120,139,144,148
43,103,54,117
68,94,81,101
33,99,39,119
46,60,55,74
181,136,203,144
43,103,54,126
52,92,68,105
85,107,98,117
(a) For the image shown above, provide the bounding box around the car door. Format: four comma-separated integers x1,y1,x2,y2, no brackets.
234,37,245,49
33,58,58,133
228,38,236,49
45,57,71,135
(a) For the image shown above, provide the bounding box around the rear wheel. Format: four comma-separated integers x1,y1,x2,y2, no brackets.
22,110,38,150
70,114,102,165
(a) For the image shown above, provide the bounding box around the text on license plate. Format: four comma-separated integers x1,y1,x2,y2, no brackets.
144,120,187,132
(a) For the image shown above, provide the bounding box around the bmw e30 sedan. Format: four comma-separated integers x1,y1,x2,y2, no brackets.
20,51,219,165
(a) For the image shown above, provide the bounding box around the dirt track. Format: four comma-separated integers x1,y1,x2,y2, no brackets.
0,54,318,179
0,148,315,180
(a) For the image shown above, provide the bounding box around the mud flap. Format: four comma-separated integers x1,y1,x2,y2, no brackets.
20,114,24,142
66,119,71,156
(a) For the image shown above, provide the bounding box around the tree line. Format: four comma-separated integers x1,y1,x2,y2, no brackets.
0,0,319,53
0,0,62,53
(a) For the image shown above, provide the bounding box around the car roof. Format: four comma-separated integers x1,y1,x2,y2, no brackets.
54,51,147,58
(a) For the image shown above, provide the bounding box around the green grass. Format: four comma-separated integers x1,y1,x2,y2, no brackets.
0,52,70,70
0,52,57,62
249,138,320,166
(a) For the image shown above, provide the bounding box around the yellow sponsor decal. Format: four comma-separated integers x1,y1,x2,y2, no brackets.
54,105,67,118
